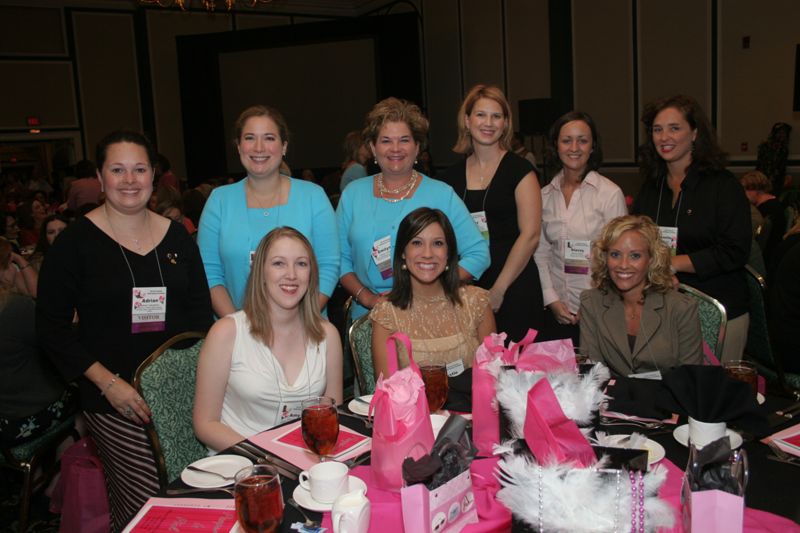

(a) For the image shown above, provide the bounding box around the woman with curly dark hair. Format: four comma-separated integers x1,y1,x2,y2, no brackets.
632,95,751,363
579,215,703,376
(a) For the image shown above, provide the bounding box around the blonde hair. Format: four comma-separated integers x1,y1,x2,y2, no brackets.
590,215,673,294
243,227,325,347
739,170,772,193
362,97,429,149
453,84,514,154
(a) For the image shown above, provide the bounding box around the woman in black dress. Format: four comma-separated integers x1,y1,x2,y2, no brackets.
442,84,543,341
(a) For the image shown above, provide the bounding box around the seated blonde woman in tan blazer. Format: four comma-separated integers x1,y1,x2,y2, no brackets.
579,215,703,377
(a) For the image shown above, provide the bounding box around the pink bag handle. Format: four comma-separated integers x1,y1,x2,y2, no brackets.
386,331,421,377
481,328,538,364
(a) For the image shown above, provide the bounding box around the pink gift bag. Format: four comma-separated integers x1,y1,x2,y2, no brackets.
523,379,596,467
369,332,435,492
472,330,538,455
401,470,478,533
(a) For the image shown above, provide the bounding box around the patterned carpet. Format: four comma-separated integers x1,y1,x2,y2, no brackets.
0,471,60,533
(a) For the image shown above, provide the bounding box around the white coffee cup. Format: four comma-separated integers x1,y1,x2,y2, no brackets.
299,461,349,504
688,416,727,448
332,488,370,533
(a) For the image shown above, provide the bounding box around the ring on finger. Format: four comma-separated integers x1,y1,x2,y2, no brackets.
124,406,134,417
135,397,143,403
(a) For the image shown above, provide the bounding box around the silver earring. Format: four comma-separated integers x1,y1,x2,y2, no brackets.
445,265,449,271
401,264,407,270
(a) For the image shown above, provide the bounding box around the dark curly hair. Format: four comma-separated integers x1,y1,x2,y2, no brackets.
638,94,726,181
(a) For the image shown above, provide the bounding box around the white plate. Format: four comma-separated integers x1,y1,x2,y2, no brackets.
430,414,448,438
292,475,368,512
180,455,252,488
672,424,743,449
605,434,666,465
757,392,765,405
348,395,374,417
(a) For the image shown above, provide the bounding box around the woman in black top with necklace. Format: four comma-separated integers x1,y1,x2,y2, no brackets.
442,84,543,341
632,95,751,364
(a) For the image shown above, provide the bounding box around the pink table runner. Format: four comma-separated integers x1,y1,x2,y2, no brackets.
319,457,800,532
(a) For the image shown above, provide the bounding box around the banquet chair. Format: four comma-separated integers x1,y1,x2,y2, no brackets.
348,314,376,395
1,415,78,532
743,265,800,396
133,331,206,492
678,284,727,361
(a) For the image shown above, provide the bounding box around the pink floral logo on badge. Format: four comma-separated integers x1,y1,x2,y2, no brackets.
134,301,142,309
133,289,142,299
159,295,165,303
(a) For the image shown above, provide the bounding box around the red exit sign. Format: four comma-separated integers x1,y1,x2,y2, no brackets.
26,116,40,126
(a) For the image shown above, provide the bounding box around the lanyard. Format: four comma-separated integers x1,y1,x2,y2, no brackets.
655,177,683,227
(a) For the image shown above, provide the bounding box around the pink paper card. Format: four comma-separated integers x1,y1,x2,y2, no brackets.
764,422,800,457
248,421,371,471
122,498,236,533
275,423,369,457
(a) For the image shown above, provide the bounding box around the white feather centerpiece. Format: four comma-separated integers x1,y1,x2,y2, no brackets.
496,454,675,532
495,363,611,437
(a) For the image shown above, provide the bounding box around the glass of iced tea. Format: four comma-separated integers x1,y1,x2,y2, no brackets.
724,360,758,395
420,363,448,413
301,396,340,460
234,464,283,533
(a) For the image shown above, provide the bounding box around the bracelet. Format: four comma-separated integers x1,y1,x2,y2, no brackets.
354,286,367,303
100,373,120,396
670,265,677,275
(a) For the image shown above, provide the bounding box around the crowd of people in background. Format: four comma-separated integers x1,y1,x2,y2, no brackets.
1,87,800,531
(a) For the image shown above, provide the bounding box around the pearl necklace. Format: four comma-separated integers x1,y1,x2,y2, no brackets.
377,171,417,203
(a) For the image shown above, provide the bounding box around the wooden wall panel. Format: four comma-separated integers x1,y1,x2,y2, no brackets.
506,0,550,110
572,0,634,162
637,0,711,131
73,12,142,156
0,61,77,129
422,0,462,167
146,10,232,181
0,6,66,56
460,0,504,91
719,0,800,160
234,13,292,30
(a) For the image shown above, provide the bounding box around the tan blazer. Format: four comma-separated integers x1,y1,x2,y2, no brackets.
579,288,703,376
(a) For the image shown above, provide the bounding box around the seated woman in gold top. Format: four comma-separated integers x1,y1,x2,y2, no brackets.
370,207,496,379
579,215,703,377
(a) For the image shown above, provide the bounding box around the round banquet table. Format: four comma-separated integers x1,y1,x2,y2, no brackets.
165,396,800,531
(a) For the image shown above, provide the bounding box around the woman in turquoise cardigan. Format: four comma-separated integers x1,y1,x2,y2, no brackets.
337,97,489,320
198,105,339,315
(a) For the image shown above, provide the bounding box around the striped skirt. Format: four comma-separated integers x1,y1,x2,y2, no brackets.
84,412,160,532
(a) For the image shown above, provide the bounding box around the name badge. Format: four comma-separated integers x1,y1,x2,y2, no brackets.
564,239,591,274
658,226,678,256
470,211,490,241
131,286,167,334
278,402,302,422
628,370,663,381
446,359,465,377
372,235,393,280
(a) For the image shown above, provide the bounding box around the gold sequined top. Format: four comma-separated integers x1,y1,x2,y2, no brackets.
369,285,490,370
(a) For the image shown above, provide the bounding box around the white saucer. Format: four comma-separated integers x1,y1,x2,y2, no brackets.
292,475,367,512
605,434,666,465
180,454,252,488
672,424,743,449
348,395,373,417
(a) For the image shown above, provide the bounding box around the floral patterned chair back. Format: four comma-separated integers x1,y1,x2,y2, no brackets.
348,315,376,395
134,331,206,491
678,284,727,362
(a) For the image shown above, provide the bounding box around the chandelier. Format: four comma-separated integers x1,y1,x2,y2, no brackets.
139,0,273,11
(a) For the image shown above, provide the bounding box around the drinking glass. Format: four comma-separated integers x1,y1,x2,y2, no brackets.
420,363,448,413
724,360,758,395
301,396,340,460
234,464,283,533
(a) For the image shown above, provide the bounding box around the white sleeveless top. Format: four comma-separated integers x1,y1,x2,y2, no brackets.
219,311,327,445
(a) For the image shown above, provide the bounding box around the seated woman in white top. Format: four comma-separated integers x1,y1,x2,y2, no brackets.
194,227,343,452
